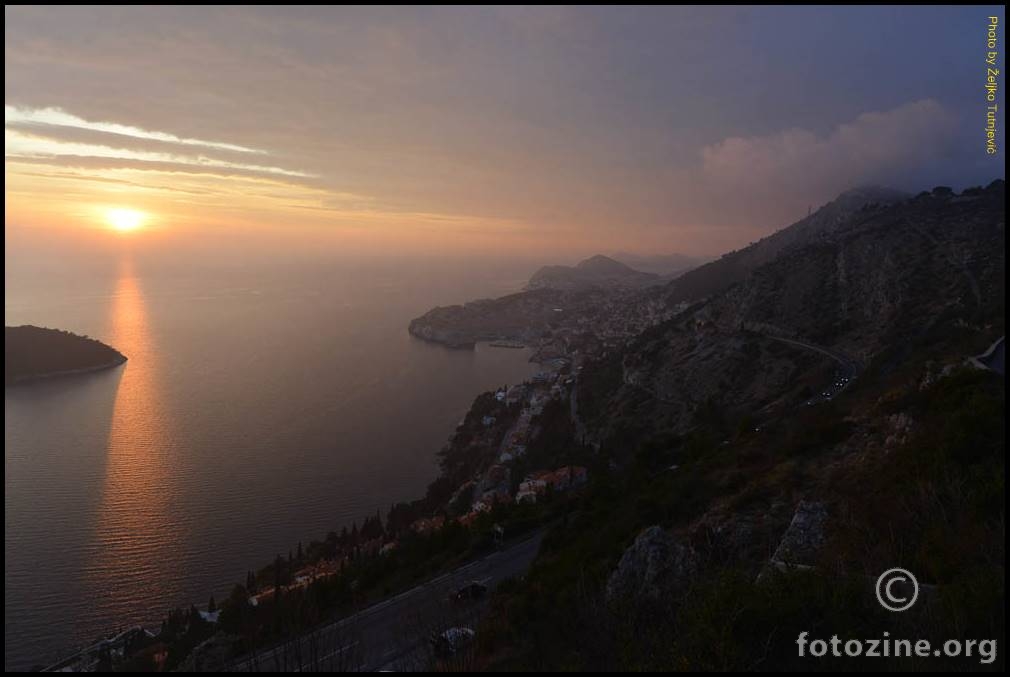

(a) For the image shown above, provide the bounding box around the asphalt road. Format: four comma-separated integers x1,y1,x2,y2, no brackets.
986,339,1006,375
976,336,1005,376
761,334,859,406
763,335,859,378
228,530,545,672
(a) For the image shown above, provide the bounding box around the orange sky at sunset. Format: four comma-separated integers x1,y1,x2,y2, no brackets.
5,6,1002,262
4,143,545,258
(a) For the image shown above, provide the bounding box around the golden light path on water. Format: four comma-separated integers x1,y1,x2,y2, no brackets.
83,257,181,614
3,254,543,670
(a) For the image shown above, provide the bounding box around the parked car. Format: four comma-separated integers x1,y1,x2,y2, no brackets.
430,627,475,657
450,580,488,603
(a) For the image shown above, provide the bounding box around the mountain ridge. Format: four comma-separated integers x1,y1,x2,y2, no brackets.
584,180,1005,442
657,184,912,307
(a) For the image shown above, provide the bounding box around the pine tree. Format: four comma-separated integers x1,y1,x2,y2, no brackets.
274,554,285,589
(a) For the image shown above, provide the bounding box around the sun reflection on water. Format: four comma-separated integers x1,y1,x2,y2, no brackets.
86,257,180,613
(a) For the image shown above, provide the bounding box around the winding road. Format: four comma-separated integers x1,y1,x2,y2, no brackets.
763,335,859,378
972,336,1005,376
228,530,545,672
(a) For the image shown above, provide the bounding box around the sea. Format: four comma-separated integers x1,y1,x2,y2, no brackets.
4,252,539,670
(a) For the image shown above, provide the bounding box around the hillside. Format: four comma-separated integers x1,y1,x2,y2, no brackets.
408,281,673,351
659,185,910,306
5,325,126,384
476,180,1005,670
588,181,1005,443
407,190,920,352
408,288,569,348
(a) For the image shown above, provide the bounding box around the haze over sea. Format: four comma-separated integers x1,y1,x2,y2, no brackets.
4,254,539,671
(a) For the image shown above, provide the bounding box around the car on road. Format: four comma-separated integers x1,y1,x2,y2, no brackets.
450,579,488,603
430,627,475,658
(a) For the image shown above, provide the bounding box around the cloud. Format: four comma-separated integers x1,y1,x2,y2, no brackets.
645,98,963,242
699,99,958,196
2,102,531,250
5,129,314,178
5,6,996,257
4,105,314,185
5,105,264,154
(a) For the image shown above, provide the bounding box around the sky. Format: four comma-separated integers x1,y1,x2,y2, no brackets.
4,5,1006,262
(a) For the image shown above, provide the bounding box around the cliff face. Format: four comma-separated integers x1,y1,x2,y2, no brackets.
586,181,1005,441
5,325,127,384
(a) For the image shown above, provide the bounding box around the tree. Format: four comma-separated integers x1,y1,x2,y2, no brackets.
274,554,286,589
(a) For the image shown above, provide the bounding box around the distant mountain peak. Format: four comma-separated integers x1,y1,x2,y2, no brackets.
575,254,635,274
527,254,658,291
609,251,712,277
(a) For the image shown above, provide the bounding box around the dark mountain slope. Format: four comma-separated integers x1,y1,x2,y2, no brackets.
588,181,1005,442
660,185,910,306
481,181,1005,671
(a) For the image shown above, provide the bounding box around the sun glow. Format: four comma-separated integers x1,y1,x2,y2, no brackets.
106,208,147,232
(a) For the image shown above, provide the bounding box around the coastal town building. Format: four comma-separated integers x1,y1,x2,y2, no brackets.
410,515,446,534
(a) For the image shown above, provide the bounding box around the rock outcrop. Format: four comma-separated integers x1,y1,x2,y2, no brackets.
769,500,828,568
606,526,698,603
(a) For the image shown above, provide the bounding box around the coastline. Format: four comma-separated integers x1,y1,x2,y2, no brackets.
406,323,478,349
20,334,541,671
5,355,127,386
35,371,530,672
489,340,526,349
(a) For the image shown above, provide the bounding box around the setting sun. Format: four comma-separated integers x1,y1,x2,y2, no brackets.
4,6,1005,673
106,208,147,232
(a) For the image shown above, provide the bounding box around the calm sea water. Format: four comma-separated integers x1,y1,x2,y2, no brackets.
4,254,537,670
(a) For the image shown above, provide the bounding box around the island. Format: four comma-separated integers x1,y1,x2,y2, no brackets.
5,325,127,385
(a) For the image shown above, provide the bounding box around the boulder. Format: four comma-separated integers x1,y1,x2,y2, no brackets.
769,500,828,567
606,526,698,603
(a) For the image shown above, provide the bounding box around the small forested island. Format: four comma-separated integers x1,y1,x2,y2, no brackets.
5,325,126,385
